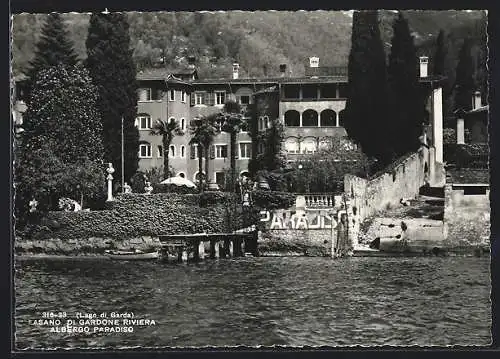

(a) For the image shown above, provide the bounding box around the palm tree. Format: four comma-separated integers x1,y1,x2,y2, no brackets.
220,100,247,192
150,118,183,179
189,116,218,191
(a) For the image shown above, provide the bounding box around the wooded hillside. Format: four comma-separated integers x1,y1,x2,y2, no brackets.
12,10,486,81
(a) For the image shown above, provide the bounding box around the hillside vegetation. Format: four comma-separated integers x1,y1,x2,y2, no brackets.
12,10,486,80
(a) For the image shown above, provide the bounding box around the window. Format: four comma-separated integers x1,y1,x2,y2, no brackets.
169,89,175,101
139,144,152,158
157,145,163,157
239,120,248,132
195,92,204,105
193,144,200,159
181,91,186,102
239,142,251,159
137,115,152,130
139,88,152,101
464,186,487,195
215,144,228,159
139,88,161,101
180,145,186,158
180,118,186,131
215,91,225,105
215,172,226,188
258,142,265,154
301,138,317,154
169,145,176,158
264,116,270,129
285,138,299,154
240,95,250,104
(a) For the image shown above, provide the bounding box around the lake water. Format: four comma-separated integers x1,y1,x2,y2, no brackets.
15,256,491,349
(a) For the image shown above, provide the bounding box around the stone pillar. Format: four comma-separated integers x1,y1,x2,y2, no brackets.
178,247,188,263
210,240,219,259
198,241,205,260
229,240,234,257
432,87,443,164
457,118,465,144
299,112,303,127
335,112,339,127
299,87,303,100
241,239,246,256
429,147,436,185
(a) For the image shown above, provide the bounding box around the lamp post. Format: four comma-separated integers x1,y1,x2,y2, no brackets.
106,163,115,202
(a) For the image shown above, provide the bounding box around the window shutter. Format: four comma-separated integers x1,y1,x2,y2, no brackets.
190,93,196,106
210,145,215,159
190,145,195,159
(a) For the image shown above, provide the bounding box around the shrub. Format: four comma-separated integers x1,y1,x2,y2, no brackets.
252,190,296,210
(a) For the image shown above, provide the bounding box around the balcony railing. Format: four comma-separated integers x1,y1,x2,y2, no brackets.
303,193,335,208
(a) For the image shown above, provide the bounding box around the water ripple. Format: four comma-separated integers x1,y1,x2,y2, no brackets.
15,256,491,348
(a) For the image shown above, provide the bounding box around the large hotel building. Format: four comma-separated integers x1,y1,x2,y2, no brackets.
135,57,349,187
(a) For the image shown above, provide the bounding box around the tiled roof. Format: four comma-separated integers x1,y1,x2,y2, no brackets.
137,67,196,80
447,168,490,185
192,75,348,85
253,85,279,96
165,74,192,86
304,66,348,77
456,143,489,157
467,105,489,114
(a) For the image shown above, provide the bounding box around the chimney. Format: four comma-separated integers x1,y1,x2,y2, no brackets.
232,63,240,79
456,117,465,144
279,64,287,77
187,56,196,69
419,56,428,78
473,91,482,110
309,56,319,68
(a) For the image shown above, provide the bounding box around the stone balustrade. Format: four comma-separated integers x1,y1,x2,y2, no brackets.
303,193,335,208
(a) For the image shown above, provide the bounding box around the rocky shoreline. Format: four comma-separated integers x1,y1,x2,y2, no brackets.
15,235,491,259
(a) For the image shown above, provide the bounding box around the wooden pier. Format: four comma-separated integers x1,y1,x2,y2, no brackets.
158,233,257,263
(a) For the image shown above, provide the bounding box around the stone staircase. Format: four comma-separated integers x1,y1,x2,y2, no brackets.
358,187,446,251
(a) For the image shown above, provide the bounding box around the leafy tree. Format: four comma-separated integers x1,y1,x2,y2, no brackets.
150,119,183,179
287,137,369,194
189,115,219,190
15,65,106,220
220,100,246,192
26,13,78,91
21,64,104,163
454,38,475,112
343,10,392,164
86,12,140,184
387,13,423,155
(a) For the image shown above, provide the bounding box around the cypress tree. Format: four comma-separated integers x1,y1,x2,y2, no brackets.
343,10,392,164
86,12,139,184
433,29,447,76
26,13,78,91
387,13,422,155
454,38,475,112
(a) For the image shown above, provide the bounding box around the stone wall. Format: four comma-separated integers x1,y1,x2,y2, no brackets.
344,149,427,222
258,229,334,256
444,184,490,245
